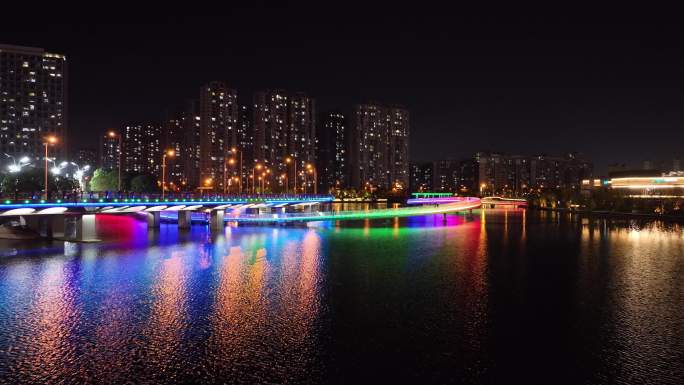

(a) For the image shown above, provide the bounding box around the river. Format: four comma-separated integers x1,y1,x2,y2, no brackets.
0,209,682,384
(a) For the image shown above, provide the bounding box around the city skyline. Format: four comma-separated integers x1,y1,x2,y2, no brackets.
0,11,680,173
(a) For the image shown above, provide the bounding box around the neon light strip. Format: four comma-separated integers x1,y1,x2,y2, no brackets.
612,185,681,189
0,197,333,210
627,195,684,198
406,197,467,205
230,199,481,223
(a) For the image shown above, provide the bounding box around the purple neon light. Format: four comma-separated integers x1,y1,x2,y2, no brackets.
406,197,471,205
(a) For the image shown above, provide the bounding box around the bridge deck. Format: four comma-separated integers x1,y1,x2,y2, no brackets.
228,198,481,223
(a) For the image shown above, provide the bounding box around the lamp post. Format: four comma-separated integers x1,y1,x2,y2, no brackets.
161,149,175,200
5,154,31,173
43,135,57,200
281,173,287,194
306,163,317,195
224,157,236,195
253,164,262,194
285,156,296,194
230,147,242,193
107,131,122,192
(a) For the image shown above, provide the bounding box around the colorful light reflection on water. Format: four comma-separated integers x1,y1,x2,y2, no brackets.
0,210,682,384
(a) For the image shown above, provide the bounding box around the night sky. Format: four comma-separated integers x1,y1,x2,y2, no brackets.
1,9,681,172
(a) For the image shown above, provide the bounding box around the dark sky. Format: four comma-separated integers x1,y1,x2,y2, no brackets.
2,8,681,172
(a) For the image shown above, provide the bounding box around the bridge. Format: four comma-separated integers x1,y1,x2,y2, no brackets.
230,197,481,223
0,195,333,242
481,196,528,208
0,195,482,242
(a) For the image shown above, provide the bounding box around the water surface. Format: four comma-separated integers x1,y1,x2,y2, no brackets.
0,210,682,384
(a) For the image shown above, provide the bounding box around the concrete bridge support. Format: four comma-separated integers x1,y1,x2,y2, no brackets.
178,211,192,229
73,214,98,242
48,215,66,238
210,210,224,232
146,212,161,228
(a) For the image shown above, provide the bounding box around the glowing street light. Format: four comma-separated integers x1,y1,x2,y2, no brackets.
107,130,122,191
306,163,317,194
285,156,297,194
161,149,175,200
253,163,262,194
43,135,58,200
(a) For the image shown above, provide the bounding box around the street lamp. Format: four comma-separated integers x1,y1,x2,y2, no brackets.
107,130,122,192
285,156,296,194
5,154,31,173
306,163,317,194
43,135,58,200
230,147,242,193
161,149,175,200
253,163,262,194
224,157,236,195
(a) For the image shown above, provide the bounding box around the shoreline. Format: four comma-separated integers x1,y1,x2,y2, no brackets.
532,207,684,222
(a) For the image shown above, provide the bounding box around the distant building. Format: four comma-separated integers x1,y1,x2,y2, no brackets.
122,123,161,175
237,104,253,185
163,109,186,189
182,100,201,188
409,162,434,192
199,82,238,191
253,90,316,192
351,104,410,192
317,111,347,192
76,147,97,168
433,160,459,192
0,44,68,160
457,152,592,194
100,131,120,170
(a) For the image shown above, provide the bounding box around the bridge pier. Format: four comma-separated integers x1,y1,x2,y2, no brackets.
146,211,161,228
48,215,66,238
209,210,224,232
72,214,98,242
23,215,42,236
178,211,192,229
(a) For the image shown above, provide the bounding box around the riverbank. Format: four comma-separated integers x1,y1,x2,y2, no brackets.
533,207,684,222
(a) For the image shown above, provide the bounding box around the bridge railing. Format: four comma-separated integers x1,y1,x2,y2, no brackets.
228,199,481,221
1,194,334,206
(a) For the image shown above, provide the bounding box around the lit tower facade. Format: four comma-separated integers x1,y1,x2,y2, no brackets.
199,82,238,191
351,104,410,192
387,107,410,190
253,90,317,191
122,123,161,175
0,44,68,160
317,111,347,191
100,131,120,170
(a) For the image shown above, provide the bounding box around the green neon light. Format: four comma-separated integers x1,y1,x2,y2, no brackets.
233,201,481,223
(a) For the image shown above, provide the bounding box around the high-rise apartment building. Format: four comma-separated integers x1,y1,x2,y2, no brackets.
252,90,289,170
76,147,97,168
199,82,238,191
0,44,68,160
317,111,347,192
100,131,120,170
122,123,161,175
252,90,316,191
409,162,434,192
351,104,410,192
461,152,592,194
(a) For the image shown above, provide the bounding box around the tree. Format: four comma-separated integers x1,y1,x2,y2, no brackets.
130,174,158,193
55,177,78,195
1,168,57,199
89,168,118,192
